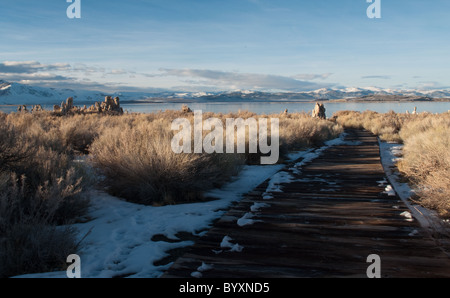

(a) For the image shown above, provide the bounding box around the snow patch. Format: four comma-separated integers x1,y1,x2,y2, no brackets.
400,211,414,222
262,193,274,200
292,133,351,172
383,185,396,197
237,212,259,227
285,148,315,163
14,163,282,278
265,171,293,193
197,262,214,272
220,236,244,252
251,202,270,212
191,271,203,278
377,178,388,187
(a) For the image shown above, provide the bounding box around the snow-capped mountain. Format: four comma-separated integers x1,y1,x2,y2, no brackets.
0,80,173,105
0,80,449,106
0,80,105,105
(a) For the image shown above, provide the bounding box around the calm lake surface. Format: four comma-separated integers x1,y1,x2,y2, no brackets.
1,101,450,116
121,101,450,115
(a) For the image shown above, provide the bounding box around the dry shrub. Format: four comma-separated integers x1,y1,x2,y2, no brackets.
3,108,344,211
59,115,99,154
0,169,87,278
0,115,90,277
0,223,77,278
334,110,404,142
332,110,365,129
0,169,86,226
5,111,104,155
398,115,450,217
0,122,36,172
279,112,343,152
90,118,243,205
89,110,343,205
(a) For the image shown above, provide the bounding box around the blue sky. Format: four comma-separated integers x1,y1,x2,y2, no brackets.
0,0,449,92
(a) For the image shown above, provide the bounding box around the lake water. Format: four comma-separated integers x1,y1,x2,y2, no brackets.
122,101,450,116
1,101,449,116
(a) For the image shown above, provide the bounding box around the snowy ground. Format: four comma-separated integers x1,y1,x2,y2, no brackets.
16,161,287,278
15,133,448,278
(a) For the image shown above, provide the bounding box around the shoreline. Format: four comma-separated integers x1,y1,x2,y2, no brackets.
2,98,450,107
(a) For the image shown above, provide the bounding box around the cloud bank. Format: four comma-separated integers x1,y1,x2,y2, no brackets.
0,61,128,91
0,61,73,83
157,68,332,91
0,61,334,92
361,75,391,80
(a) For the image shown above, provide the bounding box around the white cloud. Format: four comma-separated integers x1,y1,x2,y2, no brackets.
0,61,74,83
0,61,335,92
2,73,70,82
0,61,70,74
291,73,333,80
361,75,391,80
108,69,129,75
157,68,331,91
415,81,450,90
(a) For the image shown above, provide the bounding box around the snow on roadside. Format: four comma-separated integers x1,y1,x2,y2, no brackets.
400,211,414,222
190,262,214,278
15,163,283,278
250,202,270,212
265,171,294,193
237,212,260,227
383,185,397,197
378,140,450,233
266,132,351,196
241,133,352,229
220,236,244,252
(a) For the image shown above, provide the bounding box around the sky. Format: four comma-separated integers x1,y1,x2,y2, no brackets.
0,0,449,92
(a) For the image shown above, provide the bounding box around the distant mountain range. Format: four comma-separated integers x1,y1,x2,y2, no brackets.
1,80,449,106
0,80,167,106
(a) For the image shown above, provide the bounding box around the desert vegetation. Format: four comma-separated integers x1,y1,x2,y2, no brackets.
0,107,342,277
89,110,343,205
4,106,448,278
0,112,90,278
334,110,450,218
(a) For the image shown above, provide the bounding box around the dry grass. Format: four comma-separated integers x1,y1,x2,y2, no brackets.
89,117,244,205
397,115,450,217
0,223,78,278
278,112,343,152
2,110,343,206
89,110,342,205
333,110,404,142
334,110,450,217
